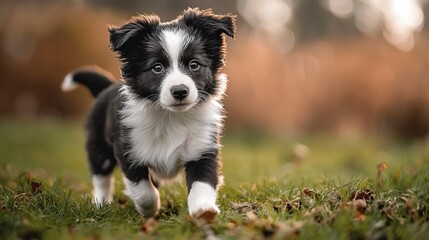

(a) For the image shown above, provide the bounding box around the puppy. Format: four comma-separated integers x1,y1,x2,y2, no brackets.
62,8,236,220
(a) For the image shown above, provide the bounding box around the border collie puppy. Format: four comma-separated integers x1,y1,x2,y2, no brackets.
61,8,236,220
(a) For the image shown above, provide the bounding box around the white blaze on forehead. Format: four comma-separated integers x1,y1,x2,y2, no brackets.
159,29,198,111
160,29,192,68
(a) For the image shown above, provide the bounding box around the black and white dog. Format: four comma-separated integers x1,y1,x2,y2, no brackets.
62,8,235,220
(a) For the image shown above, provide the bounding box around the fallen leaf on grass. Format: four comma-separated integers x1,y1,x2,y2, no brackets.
231,202,257,213
400,194,419,221
30,181,42,194
349,189,373,201
283,198,301,213
277,221,304,239
159,199,180,217
303,188,317,198
189,214,218,240
272,198,297,213
284,201,294,213
140,218,158,234
380,205,395,220
243,211,301,239
353,199,367,214
261,222,278,238
245,211,259,224
338,200,367,222
118,197,127,206
226,219,239,231
304,207,324,223
327,189,343,207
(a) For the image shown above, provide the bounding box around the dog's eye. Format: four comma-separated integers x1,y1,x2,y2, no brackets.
152,63,164,74
189,60,200,71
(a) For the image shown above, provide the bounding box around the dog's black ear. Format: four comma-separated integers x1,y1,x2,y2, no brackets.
182,8,236,38
108,15,160,54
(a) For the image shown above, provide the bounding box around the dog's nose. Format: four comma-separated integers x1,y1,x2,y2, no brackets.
171,84,189,100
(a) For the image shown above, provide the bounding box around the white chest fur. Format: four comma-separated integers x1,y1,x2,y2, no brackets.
120,90,224,179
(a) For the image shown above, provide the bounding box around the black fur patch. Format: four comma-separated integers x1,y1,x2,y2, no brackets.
185,149,221,191
85,85,120,175
180,8,236,72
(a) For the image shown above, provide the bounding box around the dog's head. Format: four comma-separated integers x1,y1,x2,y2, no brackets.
109,8,236,112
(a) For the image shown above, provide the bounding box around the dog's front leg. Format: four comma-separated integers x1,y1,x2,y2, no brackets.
116,148,161,217
122,169,160,218
185,150,221,221
115,143,160,217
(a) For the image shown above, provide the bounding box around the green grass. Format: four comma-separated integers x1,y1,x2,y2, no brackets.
1,119,429,239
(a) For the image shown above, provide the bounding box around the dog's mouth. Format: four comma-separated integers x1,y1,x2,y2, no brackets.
170,102,191,107
164,101,196,112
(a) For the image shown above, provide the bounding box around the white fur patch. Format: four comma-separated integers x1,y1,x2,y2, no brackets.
188,181,220,216
92,175,115,205
160,29,193,67
120,80,225,179
123,177,160,217
159,29,198,112
61,73,78,92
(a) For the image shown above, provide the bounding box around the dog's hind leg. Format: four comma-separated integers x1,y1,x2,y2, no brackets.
86,136,117,205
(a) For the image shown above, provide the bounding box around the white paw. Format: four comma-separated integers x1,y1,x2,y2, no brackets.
123,177,160,217
191,207,219,223
190,204,220,218
189,202,220,217
92,175,114,206
188,181,219,221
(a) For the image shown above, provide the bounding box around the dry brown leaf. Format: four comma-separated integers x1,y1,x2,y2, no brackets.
140,218,158,234
353,199,367,213
349,189,373,201
303,188,316,198
30,181,42,194
227,220,239,230
245,211,259,225
231,202,257,213
262,223,278,238
277,221,304,240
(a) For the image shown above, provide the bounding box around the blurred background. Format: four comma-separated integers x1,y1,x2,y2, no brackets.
1,0,429,183
2,0,429,138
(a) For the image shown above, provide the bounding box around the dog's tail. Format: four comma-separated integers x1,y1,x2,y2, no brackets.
61,66,115,97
